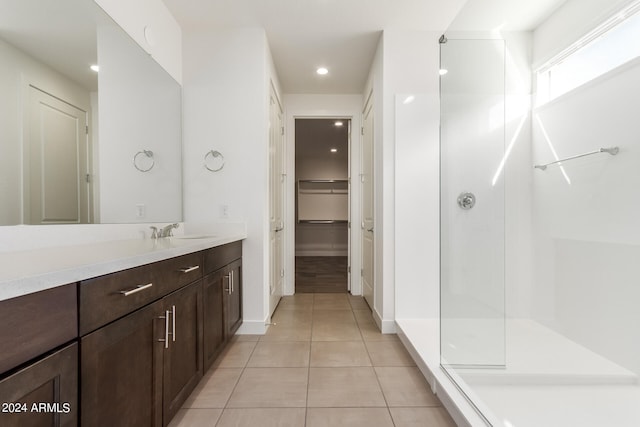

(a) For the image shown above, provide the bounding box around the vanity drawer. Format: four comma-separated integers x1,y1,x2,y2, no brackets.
153,251,203,295
80,252,205,336
0,284,77,375
80,263,157,336
204,241,242,275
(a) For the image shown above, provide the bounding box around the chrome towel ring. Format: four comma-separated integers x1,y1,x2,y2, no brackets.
205,150,225,172
134,150,155,172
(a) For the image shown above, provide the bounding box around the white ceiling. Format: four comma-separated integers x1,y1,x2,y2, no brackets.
447,0,568,32
162,0,467,94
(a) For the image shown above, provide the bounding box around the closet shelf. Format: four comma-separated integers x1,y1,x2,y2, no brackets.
297,179,348,223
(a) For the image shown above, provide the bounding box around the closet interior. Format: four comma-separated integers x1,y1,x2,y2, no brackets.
294,118,349,293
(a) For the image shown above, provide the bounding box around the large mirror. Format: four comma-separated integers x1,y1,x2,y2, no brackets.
0,0,182,225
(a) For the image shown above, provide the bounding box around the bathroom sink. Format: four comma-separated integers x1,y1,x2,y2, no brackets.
172,234,217,240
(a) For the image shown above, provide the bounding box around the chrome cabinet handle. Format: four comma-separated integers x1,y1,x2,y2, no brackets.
119,283,153,296
158,310,170,349
178,265,200,273
230,270,234,294
171,305,176,342
225,274,231,294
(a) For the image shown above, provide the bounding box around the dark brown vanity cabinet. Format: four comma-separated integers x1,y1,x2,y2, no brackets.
0,285,78,427
80,299,164,427
162,280,204,424
0,240,242,427
203,242,243,371
80,242,240,427
79,253,205,427
225,258,243,337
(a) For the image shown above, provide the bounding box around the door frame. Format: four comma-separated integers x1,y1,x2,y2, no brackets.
283,99,363,296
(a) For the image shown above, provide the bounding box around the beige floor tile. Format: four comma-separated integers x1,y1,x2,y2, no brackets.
310,341,372,367
167,408,222,427
389,407,457,427
307,367,386,407
227,368,308,408
353,309,375,325
272,308,313,325
312,309,356,324
261,323,312,342
312,320,362,341
230,334,261,342
183,368,242,408
358,320,400,342
247,341,310,367
313,294,352,310
213,341,257,368
348,296,371,310
375,367,441,407
277,294,314,310
366,340,415,366
306,408,394,427
216,408,306,427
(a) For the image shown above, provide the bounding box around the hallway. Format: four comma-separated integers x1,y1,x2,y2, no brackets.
169,294,456,426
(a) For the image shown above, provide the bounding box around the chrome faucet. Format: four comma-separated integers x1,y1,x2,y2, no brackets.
160,223,179,238
150,223,179,239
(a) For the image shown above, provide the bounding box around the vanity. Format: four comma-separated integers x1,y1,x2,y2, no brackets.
0,234,244,427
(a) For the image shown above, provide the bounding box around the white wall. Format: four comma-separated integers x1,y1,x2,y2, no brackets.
182,28,278,333
97,24,182,223
391,32,442,321
94,0,182,83
530,57,640,374
0,38,92,226
529,0,640,374
372,30,443,330
283,94,363,295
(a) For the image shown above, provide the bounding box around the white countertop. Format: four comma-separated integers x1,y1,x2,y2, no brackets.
0,232,246,302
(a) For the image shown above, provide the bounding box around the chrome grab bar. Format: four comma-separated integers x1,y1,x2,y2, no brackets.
534,146,618,170
119,283,153,296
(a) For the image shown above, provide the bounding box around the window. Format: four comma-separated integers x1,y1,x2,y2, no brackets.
536,1,640,105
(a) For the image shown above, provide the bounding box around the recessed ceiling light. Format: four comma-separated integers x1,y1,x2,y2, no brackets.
439,68,448,75
334,121,343,127
90,64,99,72
330,148,338,153
316,67,328,75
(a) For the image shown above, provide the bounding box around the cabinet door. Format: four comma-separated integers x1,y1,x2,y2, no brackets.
0,343,77,427
225,259,243,337
81,299,164,427
162,280,203,425
203,269,226,371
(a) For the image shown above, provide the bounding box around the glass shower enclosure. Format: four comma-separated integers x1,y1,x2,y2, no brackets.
440,37,506,373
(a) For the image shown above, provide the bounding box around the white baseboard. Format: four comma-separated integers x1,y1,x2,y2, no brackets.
236,320,266,335
372,309,397,334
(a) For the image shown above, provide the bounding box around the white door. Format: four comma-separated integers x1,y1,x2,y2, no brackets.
28,86,90,224
361,95,374,309
269,85,285,317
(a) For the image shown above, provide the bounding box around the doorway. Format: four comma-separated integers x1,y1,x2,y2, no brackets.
294,118,350,293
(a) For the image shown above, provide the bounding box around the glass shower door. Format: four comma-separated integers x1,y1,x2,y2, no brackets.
440,38,506,369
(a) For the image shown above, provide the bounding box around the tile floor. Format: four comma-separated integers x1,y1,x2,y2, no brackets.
169,293,457,427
